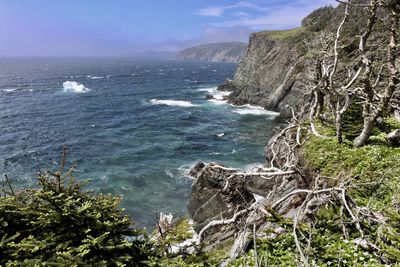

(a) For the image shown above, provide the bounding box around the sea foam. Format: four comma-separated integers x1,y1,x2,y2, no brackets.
198,87,231,102
3,88,17,92
150,99,199,107
233,104,279,116
63,81,90,93
87,75,104,79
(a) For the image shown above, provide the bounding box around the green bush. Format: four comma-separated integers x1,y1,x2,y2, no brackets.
0,163,151,266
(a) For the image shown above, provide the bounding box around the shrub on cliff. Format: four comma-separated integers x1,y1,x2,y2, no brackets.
0,152,151,266
301,5,336,32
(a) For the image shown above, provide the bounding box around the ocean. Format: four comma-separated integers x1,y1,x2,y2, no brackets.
0,58,280,228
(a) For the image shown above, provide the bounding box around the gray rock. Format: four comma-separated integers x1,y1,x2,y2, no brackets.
187,162,253,233
218,30,311,119
388,129,400,146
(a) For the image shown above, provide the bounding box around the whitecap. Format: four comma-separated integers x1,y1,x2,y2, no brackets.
150,99,199,107
3,88,17,92
63,81,90,93
87,75,103,79
233,104,279,116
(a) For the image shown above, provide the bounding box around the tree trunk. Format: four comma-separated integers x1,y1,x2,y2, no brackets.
336,112,343,144
316,90,325,118
353,118,374,147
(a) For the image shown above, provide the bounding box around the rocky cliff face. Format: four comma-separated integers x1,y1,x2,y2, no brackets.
176,42,247,63
219,28,312,119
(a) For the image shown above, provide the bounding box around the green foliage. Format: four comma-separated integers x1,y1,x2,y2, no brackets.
158,218,194,247
341,102,365,141
0,164,151,266
228,207,387,266
381,211,400,262
256,27,305,40
301,5,336,32
298,126,400,266
303,135,400,208
147,249,227,267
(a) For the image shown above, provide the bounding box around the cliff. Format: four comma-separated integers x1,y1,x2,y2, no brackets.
219,28,311,119
176,42,247,63
217,5,347,119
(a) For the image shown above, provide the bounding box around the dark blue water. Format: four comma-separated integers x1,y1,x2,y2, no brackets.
0,58,280,228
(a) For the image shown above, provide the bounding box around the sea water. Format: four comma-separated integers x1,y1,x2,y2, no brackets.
0,58,280,228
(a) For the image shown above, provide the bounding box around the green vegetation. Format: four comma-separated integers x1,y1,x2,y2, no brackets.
0,164,151,266
301,5,337,32
228,208,385,266
227,117,400,266
256,27,305,40
0,157,228,266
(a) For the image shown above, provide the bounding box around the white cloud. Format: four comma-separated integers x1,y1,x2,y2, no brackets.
196,7,225,17
196,0,338,29
195,1,258,17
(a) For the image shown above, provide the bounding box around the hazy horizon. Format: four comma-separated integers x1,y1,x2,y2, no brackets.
0,0,337,57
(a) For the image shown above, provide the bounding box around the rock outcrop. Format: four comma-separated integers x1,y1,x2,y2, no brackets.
218,28,312,119
187,126,309,255
176,42,247,63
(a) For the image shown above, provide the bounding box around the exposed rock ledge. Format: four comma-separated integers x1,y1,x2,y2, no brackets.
187,126,310,259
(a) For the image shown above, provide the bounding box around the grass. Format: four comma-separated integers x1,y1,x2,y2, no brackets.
302,118,400,209
255,27,305,40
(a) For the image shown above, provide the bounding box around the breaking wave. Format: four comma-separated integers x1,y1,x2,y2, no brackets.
198,87,231,104
233,104,279,116
63,81,90,93
150,99,199,107
87,75,104,80
2,88,17,92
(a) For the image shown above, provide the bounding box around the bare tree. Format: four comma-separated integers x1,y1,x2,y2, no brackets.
353,0,399,147
308,0,399,147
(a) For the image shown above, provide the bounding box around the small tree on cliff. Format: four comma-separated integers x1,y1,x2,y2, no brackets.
308,0,399,146
0,148,152,266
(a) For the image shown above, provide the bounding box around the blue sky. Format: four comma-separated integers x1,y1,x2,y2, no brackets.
0,0,337,56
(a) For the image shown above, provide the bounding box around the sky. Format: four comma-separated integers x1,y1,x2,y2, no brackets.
0,0,338,57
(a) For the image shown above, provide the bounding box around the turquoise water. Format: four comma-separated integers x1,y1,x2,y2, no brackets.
0,58,280,228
